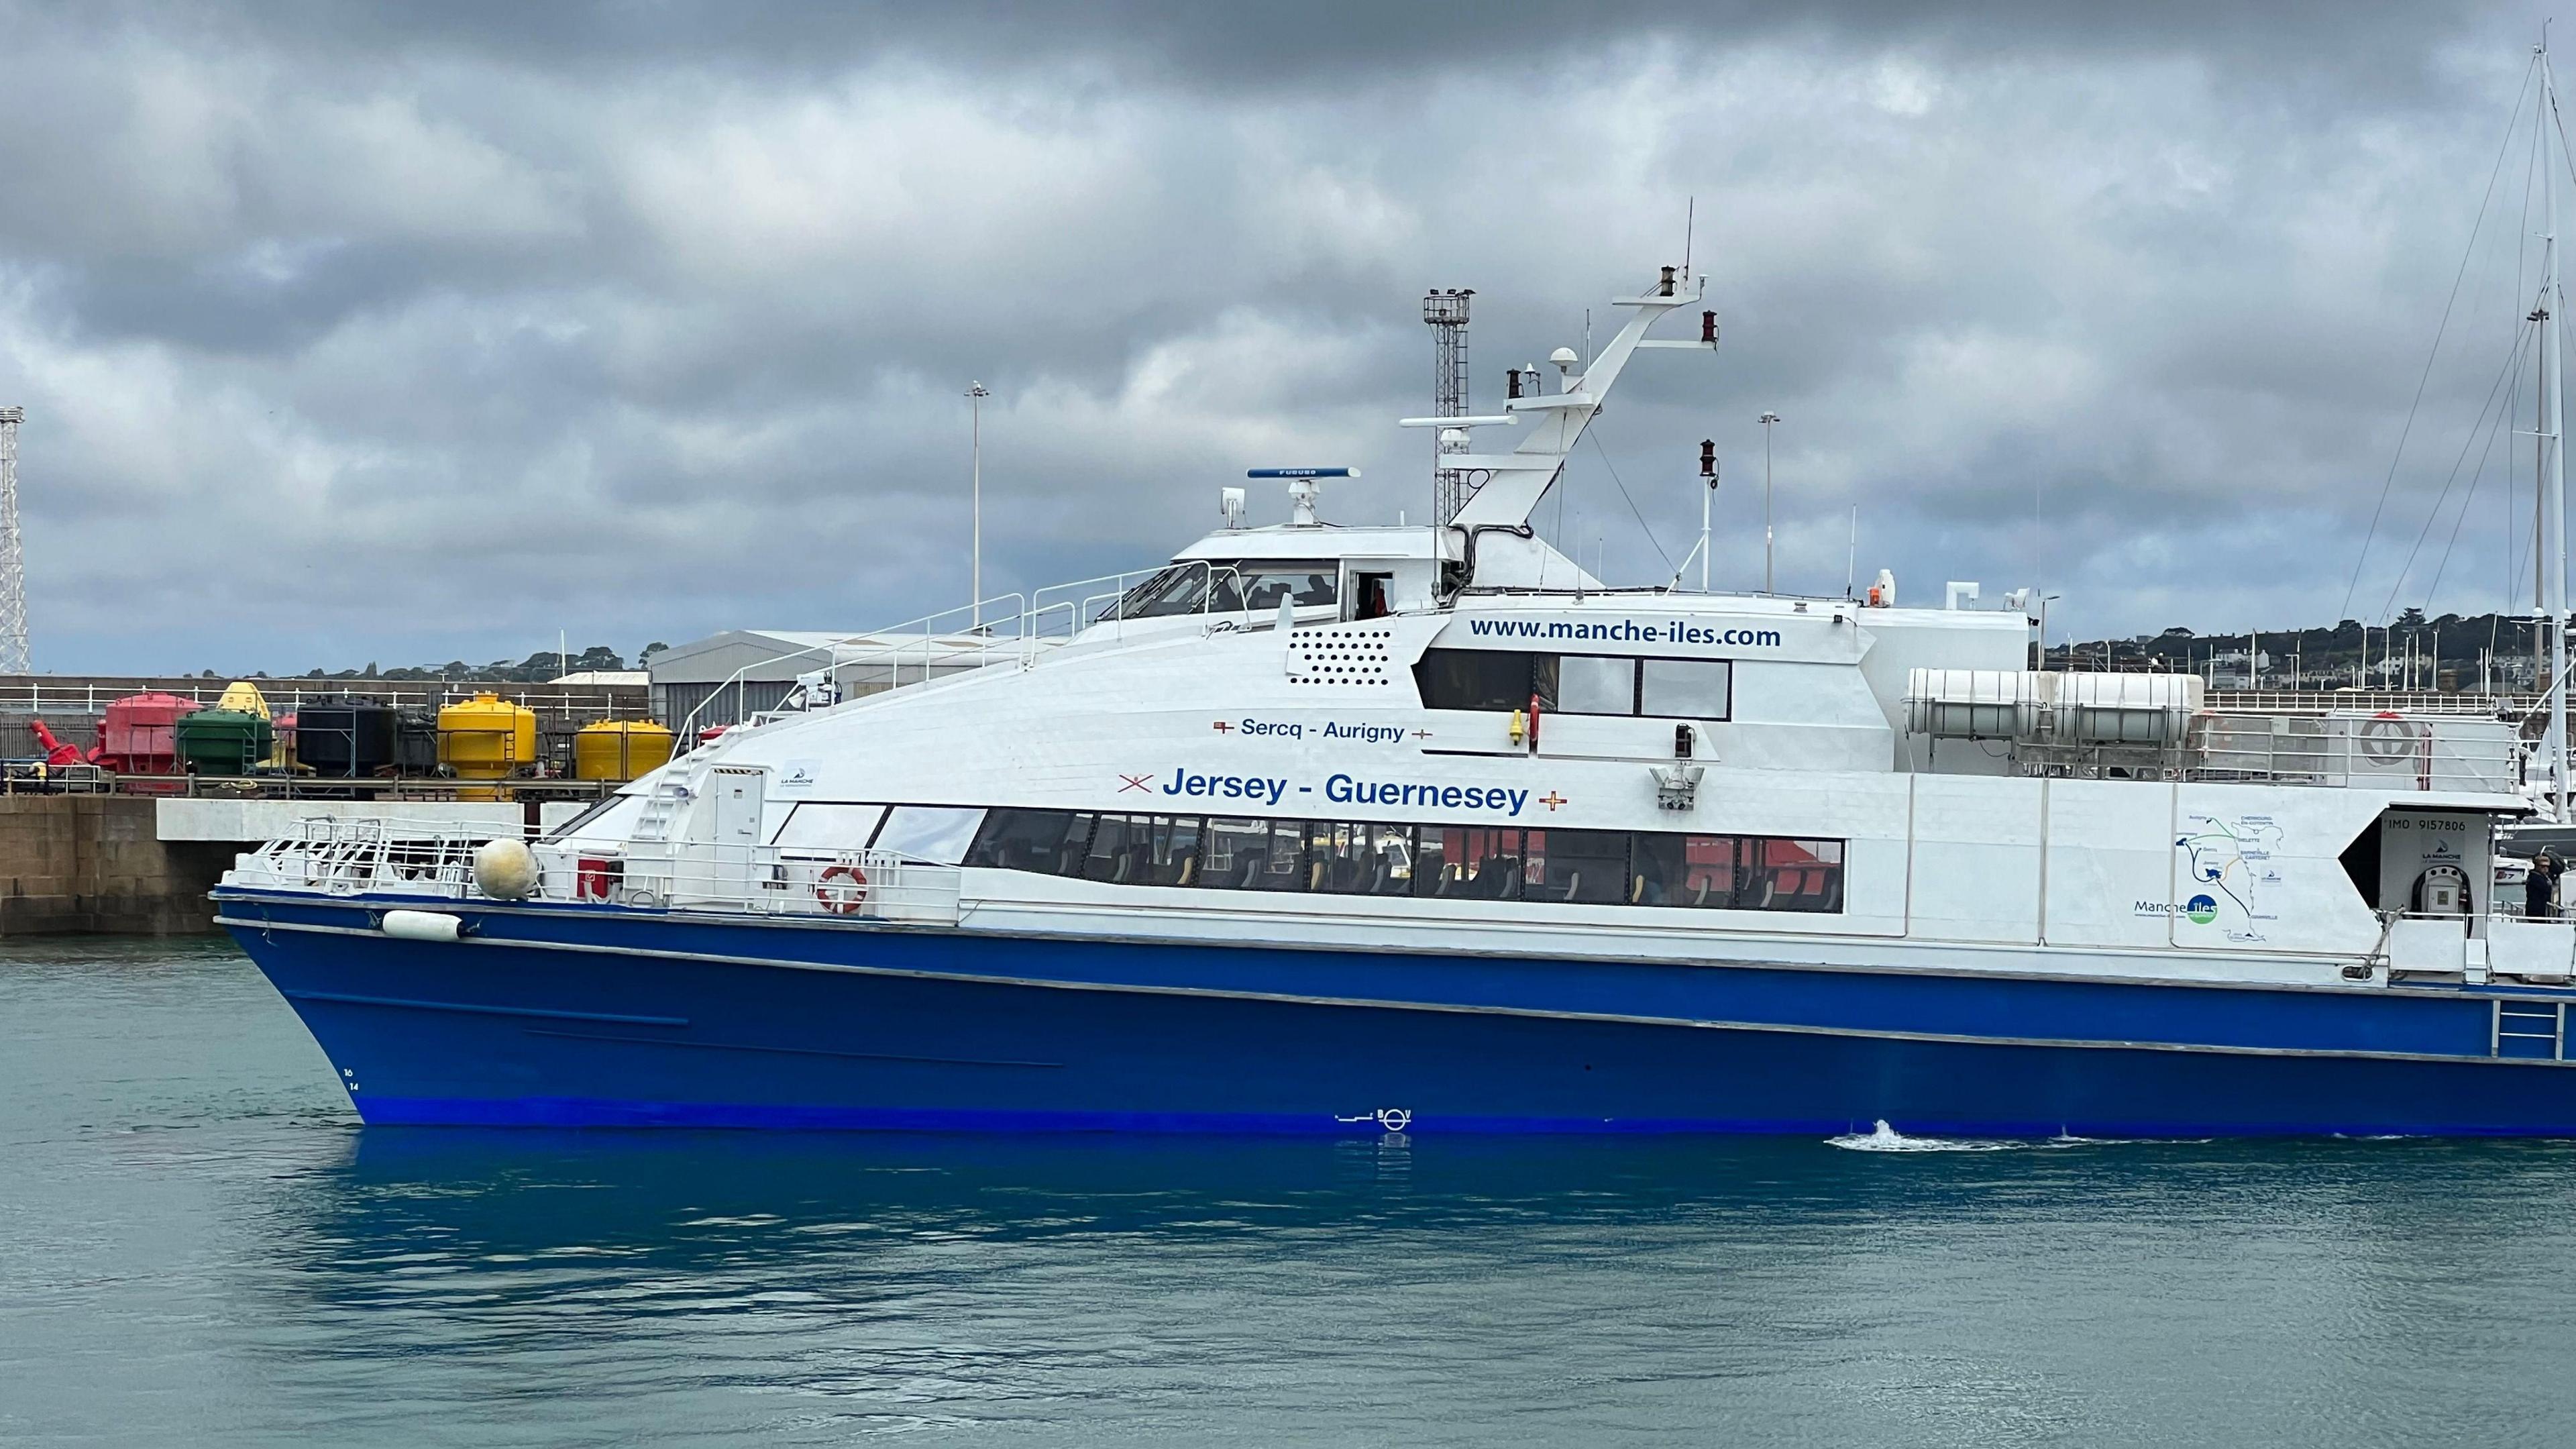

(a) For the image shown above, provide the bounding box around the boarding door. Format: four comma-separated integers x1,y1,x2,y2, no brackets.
2371,809,2479,977
693,765,768,905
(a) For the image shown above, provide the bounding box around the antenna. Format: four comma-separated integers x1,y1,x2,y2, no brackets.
0,407,25,674
965,382,991,630
1682,196,1695,277
1758,411,1782,594
1424,288,1473,525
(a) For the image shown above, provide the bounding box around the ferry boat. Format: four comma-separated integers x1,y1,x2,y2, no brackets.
215,263,2576,1137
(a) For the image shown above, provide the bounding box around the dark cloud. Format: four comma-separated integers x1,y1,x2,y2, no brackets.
0,0,2562,672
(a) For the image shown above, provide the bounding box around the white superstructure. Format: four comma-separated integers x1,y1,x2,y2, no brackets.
313,264,2553,1001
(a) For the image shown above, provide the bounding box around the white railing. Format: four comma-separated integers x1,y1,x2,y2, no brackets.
2212,690,2534,716
2185,712,2522,792
2004,710,2525,793
228,816,490,897
225,816,963,926
681,563,1279,741
678,593,1034,741
559,843,961,925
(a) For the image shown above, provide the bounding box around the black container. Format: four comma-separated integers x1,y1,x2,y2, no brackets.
295,696,398,778
392,708,440,774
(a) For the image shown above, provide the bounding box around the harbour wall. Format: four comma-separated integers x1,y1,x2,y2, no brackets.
0,796,234,936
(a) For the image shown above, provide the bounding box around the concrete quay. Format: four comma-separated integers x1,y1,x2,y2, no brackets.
0,796,592,936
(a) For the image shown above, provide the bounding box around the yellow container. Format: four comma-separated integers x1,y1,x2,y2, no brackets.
215,680,291,768
215,680,272,718
438,692,538,781
573,720,676,782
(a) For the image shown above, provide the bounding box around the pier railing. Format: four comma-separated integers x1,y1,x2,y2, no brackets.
0,680,645,721
225,816,963,926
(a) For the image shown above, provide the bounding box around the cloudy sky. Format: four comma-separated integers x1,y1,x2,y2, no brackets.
1,0,2569,674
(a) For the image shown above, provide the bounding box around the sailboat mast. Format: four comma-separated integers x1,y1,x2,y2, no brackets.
2546,42,2571,819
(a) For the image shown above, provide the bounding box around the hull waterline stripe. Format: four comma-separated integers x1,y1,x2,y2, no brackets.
218,913,2565,1070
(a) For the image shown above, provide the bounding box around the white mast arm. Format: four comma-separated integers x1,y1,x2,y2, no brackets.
2546,42,2569,820
1447,271,1711,531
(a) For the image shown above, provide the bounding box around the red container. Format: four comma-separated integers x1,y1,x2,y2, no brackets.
95,692,201,775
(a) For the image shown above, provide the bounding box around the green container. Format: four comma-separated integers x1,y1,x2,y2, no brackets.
174,708,274,775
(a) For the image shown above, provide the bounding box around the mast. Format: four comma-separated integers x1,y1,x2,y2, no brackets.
2548,42,2570,818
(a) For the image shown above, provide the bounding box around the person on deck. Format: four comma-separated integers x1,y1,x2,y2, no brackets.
2528,853,2559,920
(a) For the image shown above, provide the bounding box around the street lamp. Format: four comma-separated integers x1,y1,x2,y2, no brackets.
1758,412,1781,593
967,382,990,629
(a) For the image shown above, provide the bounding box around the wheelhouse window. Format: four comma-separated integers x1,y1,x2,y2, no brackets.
1210,562,1338,614
1115,560,1342,623
1110,566,1214,619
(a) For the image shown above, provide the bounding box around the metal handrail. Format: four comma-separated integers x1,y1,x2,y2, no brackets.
676,592,1031,741
678,561,1281,741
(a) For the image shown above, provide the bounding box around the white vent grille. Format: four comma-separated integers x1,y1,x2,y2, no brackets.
1288,625,1396,686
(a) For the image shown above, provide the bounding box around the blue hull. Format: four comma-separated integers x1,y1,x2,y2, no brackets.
215,890,2576,1136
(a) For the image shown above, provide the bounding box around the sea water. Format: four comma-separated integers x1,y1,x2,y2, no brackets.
8,938,2576,1446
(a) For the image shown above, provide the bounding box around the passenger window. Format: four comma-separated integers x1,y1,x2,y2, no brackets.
871,806,985,864
1640,659,1731,720
1556,656,1638,715
1145,816,1203,888
1752,838,1843,912
1411,826,1452,896
1309,822,1372,893
1525,829,1631,905
1205,818,1307,891
963,809,1081,873
1684,835,1741,908
770,802,886,851
1417,827,1523,900
1364,824,1415,896
1081,814,1141,883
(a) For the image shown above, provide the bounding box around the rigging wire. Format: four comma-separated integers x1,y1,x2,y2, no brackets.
2381,313,2536,620
1585,430,1676,573
2341,52,2537,621
2422,323,2532,606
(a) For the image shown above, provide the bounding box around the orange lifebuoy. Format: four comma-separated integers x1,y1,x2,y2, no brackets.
814,862,869,915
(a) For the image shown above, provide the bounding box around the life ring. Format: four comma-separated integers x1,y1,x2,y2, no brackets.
814,862,869,915
2357,712,2420,765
